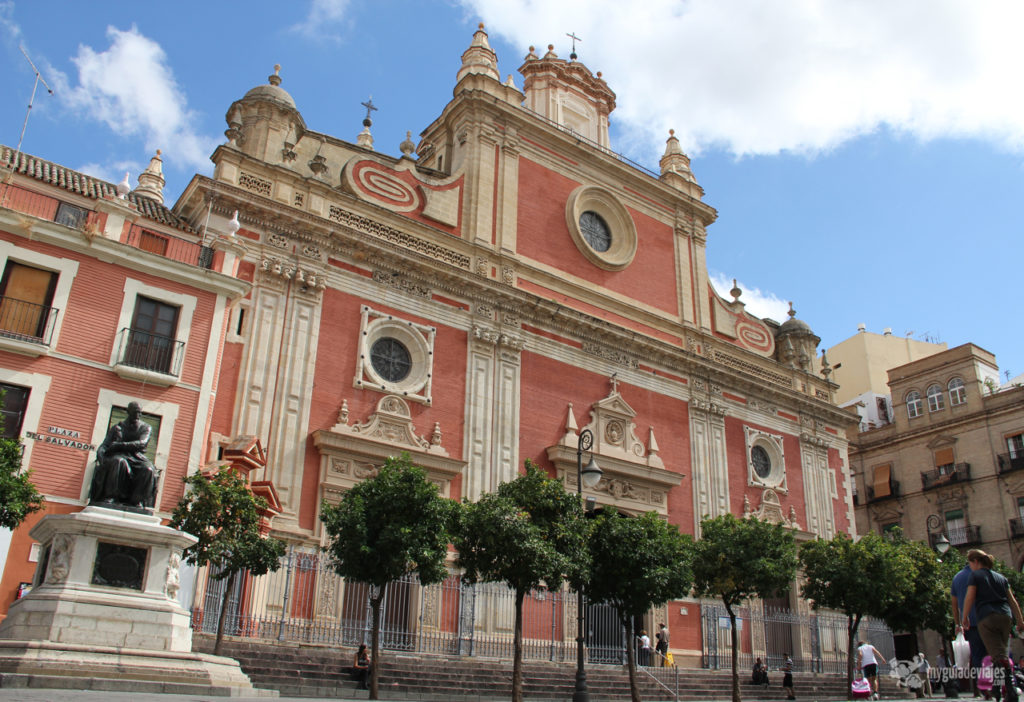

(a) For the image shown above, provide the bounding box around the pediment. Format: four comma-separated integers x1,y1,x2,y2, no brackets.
926,435,958,449
742,488,801,529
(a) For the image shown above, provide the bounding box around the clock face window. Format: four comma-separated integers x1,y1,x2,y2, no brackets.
579,211,611,252
751,445,772,479
370,337,411,383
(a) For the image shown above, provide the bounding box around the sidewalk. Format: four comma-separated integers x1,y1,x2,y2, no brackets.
0,692,360,702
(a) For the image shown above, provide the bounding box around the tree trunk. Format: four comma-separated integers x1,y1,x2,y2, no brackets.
726,602,740,702
370,589,383,701
847,614,861,701
624,616,641,702
214,569,236,656
512,588,525,702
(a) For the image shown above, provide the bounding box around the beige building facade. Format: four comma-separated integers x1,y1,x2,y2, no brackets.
849,342,1024,569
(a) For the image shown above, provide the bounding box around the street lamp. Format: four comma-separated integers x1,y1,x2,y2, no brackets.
574,428,602,702
927,514,951,558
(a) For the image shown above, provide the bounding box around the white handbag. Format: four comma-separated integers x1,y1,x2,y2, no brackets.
952,632,970,668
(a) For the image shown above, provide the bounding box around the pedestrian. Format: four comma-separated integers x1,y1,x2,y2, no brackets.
960,549,1024,702
752,656,769,686
637,629,651,666
915,653,932,698
656,622,670,666
782,652,795,700
857,640,886,700
952,556,986,692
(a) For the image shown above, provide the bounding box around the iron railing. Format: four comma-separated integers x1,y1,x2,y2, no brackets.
921,463,970,491
189,548,628,664
114,327,184,377
700,604,894,675
0,295,58,345
934,525,982,548
866,481,900,503
998,452,1024,475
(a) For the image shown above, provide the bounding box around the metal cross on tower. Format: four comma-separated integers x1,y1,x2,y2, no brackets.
361,96,378,125
566,32,581,60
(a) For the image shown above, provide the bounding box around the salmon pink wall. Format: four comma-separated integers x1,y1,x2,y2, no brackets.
516,158,679,317
300,288,469,529
518,351,691,528
725,418,805,523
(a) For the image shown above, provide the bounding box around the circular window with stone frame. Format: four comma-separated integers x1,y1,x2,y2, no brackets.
565,184,638,271
746,432,786,490
357,312,434,403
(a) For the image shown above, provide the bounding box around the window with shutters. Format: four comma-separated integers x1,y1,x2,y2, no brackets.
0,261,57,343
110,279,196,386
0,382,30,438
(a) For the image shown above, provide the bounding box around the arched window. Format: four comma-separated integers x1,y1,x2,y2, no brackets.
948,377,966,406
927,384,945,412
906,390,923,419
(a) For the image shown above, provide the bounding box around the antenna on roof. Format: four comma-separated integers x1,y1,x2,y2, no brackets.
4,46,55,207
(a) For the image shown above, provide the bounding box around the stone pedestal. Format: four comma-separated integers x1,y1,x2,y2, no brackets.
0,507,274,696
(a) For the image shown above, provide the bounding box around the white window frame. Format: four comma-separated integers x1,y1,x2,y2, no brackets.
926,384,945,413
0,367,51,468
354,305,435,405
0,241,79,355
110,278,197,385
744,426,787,492
948,377,966,406
81,389,179,511
906,390,923,419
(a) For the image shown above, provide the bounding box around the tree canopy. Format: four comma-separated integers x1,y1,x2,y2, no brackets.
453,461,588,702
320,453,455,700
587,508,694,702
170,466,286,655
692,514,798,702
799,531,915,694
0,435,42,530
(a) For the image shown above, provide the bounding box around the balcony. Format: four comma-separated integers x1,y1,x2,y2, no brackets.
125,226,214,269
0,295,58,356
866,481,900,503
1010,518,1024,539
998,452,1024,475
921,463,971,491
112,327,184,387
934,524,982,549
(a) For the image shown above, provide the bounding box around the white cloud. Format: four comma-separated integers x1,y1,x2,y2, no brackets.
290,0,350,41
63,25,216,172
709,272,790,323
0,1,21,43
461,0,1024,160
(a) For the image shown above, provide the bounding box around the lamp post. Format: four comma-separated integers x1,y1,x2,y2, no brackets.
927,514,951,558
574,428,602,702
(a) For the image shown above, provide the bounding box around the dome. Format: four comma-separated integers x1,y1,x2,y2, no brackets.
777,302,815,336
243,65,296,110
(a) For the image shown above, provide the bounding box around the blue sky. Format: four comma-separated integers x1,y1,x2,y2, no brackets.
2,0,1022,382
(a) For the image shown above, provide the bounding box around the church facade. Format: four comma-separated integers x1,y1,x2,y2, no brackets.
0,26,855,664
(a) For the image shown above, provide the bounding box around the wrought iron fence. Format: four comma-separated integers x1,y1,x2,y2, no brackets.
190,548,628,663
700,603,894,675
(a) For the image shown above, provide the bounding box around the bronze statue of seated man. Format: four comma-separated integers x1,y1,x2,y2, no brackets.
89,401,157,509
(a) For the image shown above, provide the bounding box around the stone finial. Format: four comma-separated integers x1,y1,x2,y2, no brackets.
116,172,131,199
457,23,500,83
399,130,416,158
524,45,538,61
543,44,558,59
787,301,796,319
561,402,579,446
357,125,374,150
269,64,282,87
134,149,166,205
504,74,516,88
659,129,697,186
225,210,241,237
730,279,742,303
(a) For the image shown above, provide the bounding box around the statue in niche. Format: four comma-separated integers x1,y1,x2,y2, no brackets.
89,402,157,510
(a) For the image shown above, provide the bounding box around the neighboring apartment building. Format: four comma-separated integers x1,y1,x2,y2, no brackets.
845,342,1024,569
1,26,859,665
0,146,250,614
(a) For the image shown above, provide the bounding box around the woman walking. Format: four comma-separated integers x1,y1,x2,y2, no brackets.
961,549,1024,702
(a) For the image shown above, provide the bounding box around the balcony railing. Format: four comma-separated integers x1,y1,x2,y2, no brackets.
998,452,1024,475
921,463,971,491
866,481,900,503
1010,518,1024,539
114,327,184,377
0,295,58,345
936,524,982,548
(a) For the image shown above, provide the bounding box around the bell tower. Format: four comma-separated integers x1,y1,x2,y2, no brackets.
518,43,616,147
